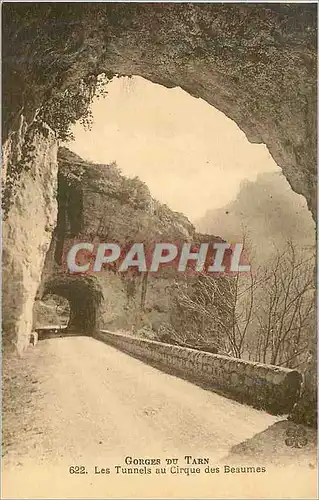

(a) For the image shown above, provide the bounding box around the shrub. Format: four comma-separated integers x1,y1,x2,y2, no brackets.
39,73,111,141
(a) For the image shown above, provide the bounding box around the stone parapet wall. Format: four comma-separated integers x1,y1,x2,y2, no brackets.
96,330,302,415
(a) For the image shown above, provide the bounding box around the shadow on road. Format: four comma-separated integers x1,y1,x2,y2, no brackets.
223,419,317,467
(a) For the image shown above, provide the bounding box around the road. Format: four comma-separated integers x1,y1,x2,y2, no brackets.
2,336,316,499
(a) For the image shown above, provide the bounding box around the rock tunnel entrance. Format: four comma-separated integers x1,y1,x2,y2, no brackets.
33,293,70,329
42,275,104,335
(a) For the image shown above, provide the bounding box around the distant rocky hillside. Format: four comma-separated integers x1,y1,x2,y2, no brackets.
196,171,315,266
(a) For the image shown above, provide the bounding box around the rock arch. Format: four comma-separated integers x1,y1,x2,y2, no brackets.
42,275,104,334
3,3,317,212
2,3,317,215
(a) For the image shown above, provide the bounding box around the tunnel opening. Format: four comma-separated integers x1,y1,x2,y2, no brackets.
59,72,316,426
42,275,104,335
64,73,315,364
33,293,70,330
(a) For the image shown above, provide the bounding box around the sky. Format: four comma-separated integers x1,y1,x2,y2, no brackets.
67,76,280,223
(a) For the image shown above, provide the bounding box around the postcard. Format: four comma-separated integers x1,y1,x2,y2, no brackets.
2,2,317,499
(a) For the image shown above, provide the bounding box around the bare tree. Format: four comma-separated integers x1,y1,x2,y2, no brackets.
164,270,261,357
252,241,315,368
166,275,234,354
163,239,315,368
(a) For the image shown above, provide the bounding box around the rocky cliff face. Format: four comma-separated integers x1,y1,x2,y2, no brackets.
36,147,226,341
55,147,194,245
2,120,58,354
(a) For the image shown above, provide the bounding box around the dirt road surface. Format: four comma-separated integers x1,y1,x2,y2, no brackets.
2,336,316,499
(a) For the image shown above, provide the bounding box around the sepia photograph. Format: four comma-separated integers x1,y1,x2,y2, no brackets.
1,2,317,499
